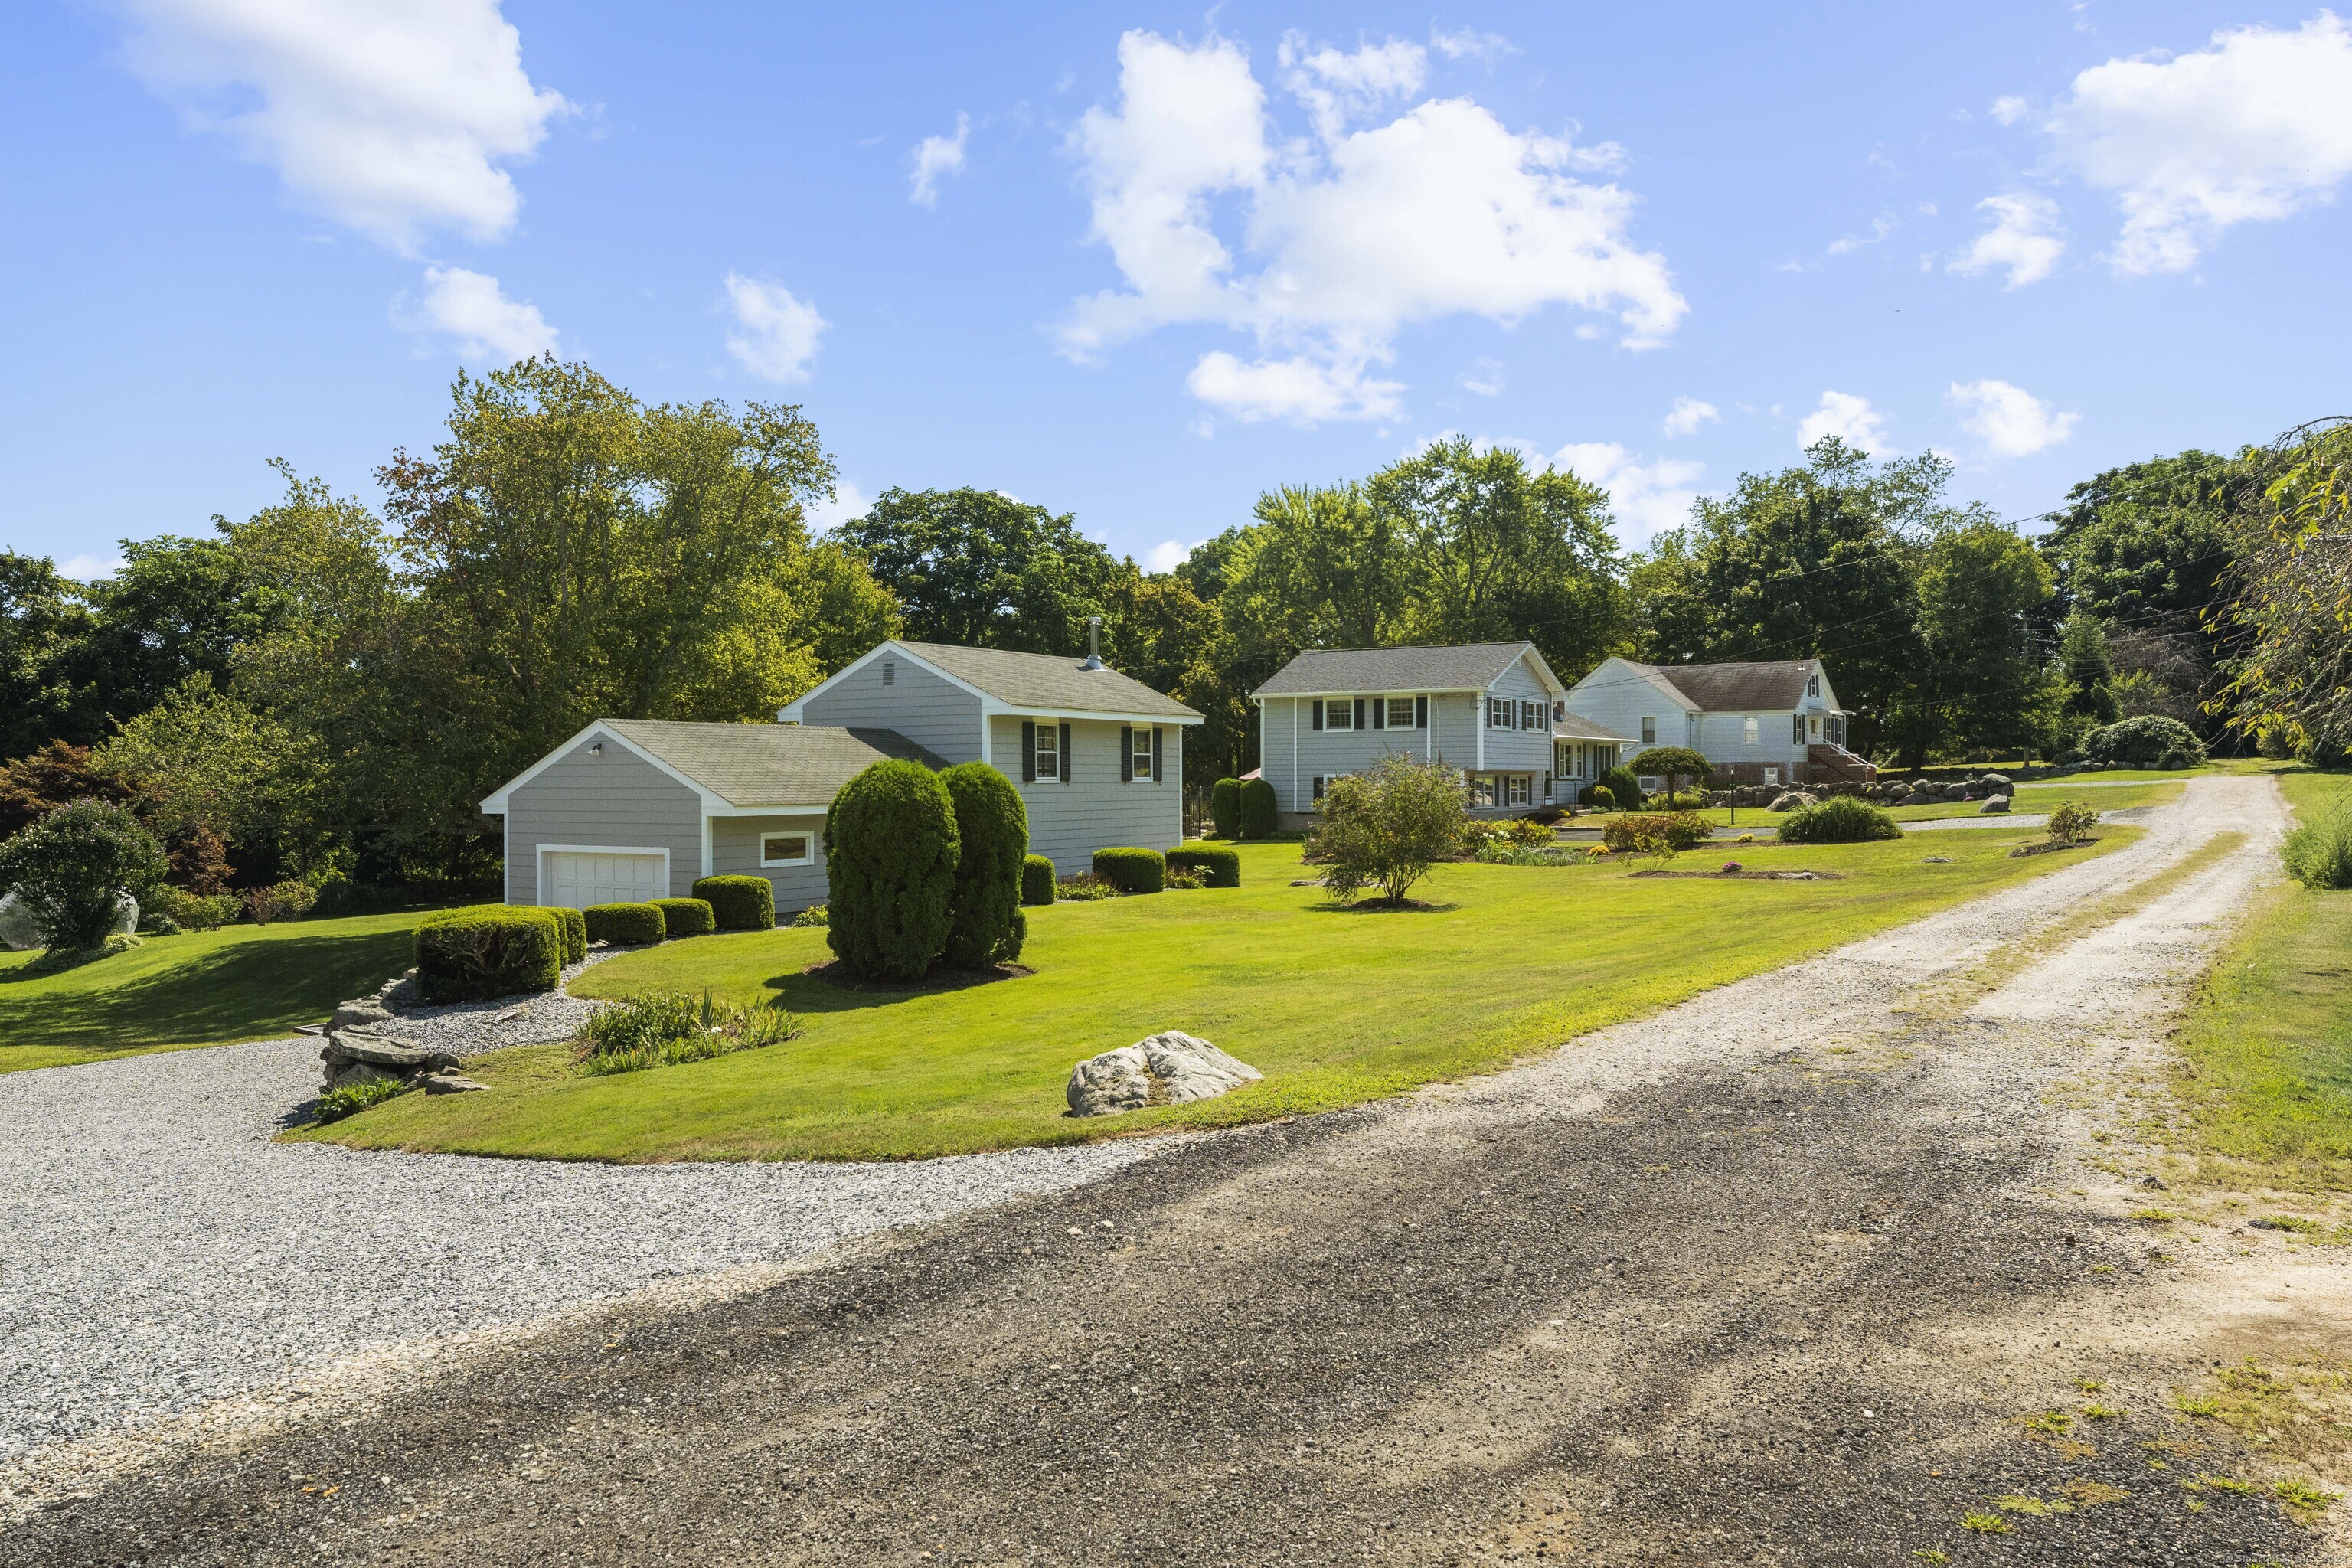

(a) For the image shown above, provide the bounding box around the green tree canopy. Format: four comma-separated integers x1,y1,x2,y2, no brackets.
1883,522,2057,766
833,487,1119,654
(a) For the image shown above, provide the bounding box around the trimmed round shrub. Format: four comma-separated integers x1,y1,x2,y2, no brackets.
414,905,561,1001
652,897,715,937
692,874,776,932
1600,812,1713,852
940,761,1029,968
1237,778,1278,838
1209,778,1242,838
535,905,586,964
1021,854,1057,906
1777,795,1902,844
1167,844,1240,887
2082,715,2207,768
1093,847,1167,893
583,902,664,946
825,758,960,981
0,799,168,952
1599,765,1645,810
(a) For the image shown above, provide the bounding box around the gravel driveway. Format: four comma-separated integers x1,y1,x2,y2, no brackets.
5,777,2324,1566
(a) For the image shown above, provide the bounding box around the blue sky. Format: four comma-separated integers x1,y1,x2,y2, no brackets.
7,2,2352,580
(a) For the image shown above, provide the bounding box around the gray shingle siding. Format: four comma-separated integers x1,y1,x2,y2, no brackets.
1291,696,1437,805
1478,653,1554,774
503,740,704,903
708,812,829,914
989,715,1183,877
797,655,982,762
1429,692,1478,776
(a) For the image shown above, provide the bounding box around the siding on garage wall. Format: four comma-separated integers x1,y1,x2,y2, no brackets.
798,654,984,761
988,715,1184,876
503,738,705,903
709,813,830,914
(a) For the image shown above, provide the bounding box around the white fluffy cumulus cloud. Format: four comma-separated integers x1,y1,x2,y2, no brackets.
408,266,556,361
1947,378,2079,456
1951,193,2066,288
1661,396,1719,437
724,274,828,384
116,0,567,253
2050,12,2352,274
909,113,970,207
1550,441,1703,544
1797,391,1895,456
1062,30,1684,425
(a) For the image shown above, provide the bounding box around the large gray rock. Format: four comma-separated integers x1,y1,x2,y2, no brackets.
1066,1031,1262,1118
319,1031,459,1094
328,997,397,1034
420,1070,490,1094
1767,791,1816,812
1978,794,2013,814
0,891,42,952
1981,773,2012,789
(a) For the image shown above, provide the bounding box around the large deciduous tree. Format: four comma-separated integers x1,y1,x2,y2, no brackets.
1884,522,2057,767
2220,417,2352,760
833,487,1119,654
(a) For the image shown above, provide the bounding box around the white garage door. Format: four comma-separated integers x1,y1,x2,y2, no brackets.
544,851,667,910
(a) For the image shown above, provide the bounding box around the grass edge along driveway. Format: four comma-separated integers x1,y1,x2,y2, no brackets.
306,828,2138,1165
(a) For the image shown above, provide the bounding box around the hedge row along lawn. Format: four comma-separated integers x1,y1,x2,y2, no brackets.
2167,766,2352,1192
1588,779,2187,835
0,910,426,1075
304,826,2139,1165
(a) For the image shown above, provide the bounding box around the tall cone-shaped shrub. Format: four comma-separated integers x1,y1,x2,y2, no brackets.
940,762,1028,968
825,760,960,981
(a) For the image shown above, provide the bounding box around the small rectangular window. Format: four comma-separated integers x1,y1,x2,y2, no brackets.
1469,776,1497,808
1130,727,1152,779
1792,714,1805,745
1488,696,1510,729
1506,775,1531,807
1521,700,1543,730
1808,673,1821,697
760,832,812,867
881,660,895,687
1034,725,1060,781
1325,697,1354,730
1387,696,1414,729
1763,766,1779,786
1641,716,1656,744
1743,715,1759,745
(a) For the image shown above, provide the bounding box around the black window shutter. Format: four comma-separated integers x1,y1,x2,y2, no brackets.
1021,720,1036,783
1371,698,1385,730
1152,727,1163,781
1121,725,1133,782
1311,699,1323,730
1354,697,1366,730
1060,723,1073,783
1416,694,1427,729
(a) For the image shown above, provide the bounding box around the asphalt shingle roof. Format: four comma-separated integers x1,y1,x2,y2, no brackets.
603,720,946,807
897,641,1199,719
1627,659,1819,712
1250,642,1540,697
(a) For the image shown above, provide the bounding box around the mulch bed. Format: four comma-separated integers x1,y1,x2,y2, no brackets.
2007,838,2096,858
800,959,1034,993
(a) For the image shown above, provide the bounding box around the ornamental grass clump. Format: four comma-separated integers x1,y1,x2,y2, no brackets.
573,989,798,1076
312,1077,410,1125
1776,795,1902,845
2282,803,2352,890
1312,752,1467,906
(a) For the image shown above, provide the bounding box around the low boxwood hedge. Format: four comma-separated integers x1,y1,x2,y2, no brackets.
691,874,775,932
1093,847,1166,893
1021,854,1057,906
1166,844,1240,887
535,905,586,964
414,904,561,1001
652,897,716,937
583,902,665,946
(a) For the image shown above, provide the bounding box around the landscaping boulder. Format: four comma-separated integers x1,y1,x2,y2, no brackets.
319,1031,459,1093
1768,791,1816,812
1979,795,2012,815
1981,773,2011,790
420,1070,489,1094
328,996,397,1034
1066,1031,1262,1117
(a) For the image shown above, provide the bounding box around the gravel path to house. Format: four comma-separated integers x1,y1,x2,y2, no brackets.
8,778,2326,1566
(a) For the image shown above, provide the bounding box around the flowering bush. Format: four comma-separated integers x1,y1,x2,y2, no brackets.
1721,861,1743,873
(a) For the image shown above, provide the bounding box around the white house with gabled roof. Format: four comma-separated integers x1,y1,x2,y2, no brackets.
1563,656,1873,789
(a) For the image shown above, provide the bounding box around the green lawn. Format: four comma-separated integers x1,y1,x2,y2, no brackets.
305,826,2136,1165
2168,767,2352,1191
0,912,426,1074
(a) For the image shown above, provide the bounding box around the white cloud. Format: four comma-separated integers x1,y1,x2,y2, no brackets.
806,479,870,532
1459,357,1504,396
1187,351,1404,423
724,273,826,383
1797,391,1894,456
1063,30,1684,423
1990,94,2031,125
60,553,126,583
409,266,556,361
909,112,970,207
1145,538,1199,573
1947,377,2079,456
1431,26,1514,64
1550,441,1704,544
1825,214,1896,255
116,0,567,253
1661,396,1719,437
2049,14,2352,274
1951,191,2066,287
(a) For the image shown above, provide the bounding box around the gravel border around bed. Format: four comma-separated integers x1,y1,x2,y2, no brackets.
356,946,622,1057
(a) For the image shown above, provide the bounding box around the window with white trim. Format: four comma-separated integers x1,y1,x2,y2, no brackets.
1792,714,1805,745
1325,697,1354,730
1641,715,1656,744
1469,776,1497,807
1386,696,1414,728
1808,673,1821,697
760,832,812,867
1763,766,1779,786
1129,727,1152,779
1487,695,1510,729
1034,724,1060,780
1743,715,1759,745
1505,775,1531,807
1520,700,1544,730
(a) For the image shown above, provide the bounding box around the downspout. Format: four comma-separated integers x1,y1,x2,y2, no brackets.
1291,697,1299,812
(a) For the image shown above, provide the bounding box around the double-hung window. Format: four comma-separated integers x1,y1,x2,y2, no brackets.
1520,700,1544,730
1641,716,1657,745
1488,695,1511,729
1325,697,1354,730
1469,776,1497,808
760,831,812,867
1505,776,1531,807
1792,714,1806,745
1743,715,1760,746
1387,696,1415,729
1034,724,1060,781
1129,727,1153,779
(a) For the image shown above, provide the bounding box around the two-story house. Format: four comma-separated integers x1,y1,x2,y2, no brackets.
479,638,1203,915
1250,642,1629,826
1561,656,1871,789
